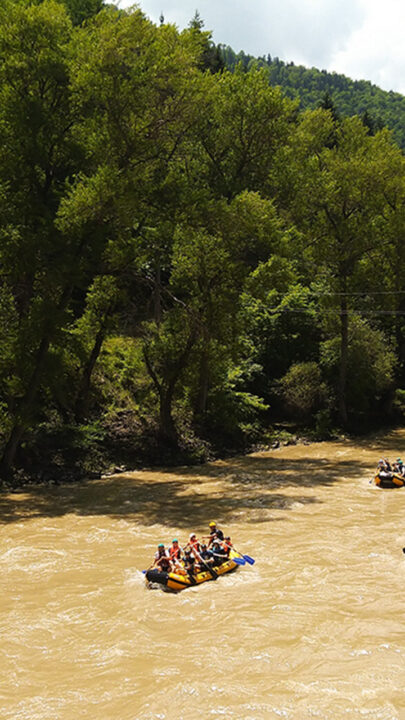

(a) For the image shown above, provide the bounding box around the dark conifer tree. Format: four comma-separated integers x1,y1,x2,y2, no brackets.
61,0,104,25
361,110,384,136
188,10,224,73
318,91,340,122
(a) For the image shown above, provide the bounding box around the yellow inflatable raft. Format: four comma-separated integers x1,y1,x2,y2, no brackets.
145,550,243,591
374,472,405,489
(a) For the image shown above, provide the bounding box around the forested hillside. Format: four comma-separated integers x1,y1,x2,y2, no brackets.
221,46,405,149
1,0,405,484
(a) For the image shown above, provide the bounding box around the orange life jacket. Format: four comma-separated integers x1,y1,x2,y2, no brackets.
189,539,201,554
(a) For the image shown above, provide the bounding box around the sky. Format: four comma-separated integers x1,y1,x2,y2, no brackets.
119,0,405,96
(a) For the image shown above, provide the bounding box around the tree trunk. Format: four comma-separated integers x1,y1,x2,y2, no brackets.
0,423,26,481
338,292,349,427
158,384,178,446
0,336,50,480
143,326,198,447
194,347,209,420
394,274,405,385
0,226,93,479
74,326,106,423
154,263,162,326
0,277,77,479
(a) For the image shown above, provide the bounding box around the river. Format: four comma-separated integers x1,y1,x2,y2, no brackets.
1,430,405,719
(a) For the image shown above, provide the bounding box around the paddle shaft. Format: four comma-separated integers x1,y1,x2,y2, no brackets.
186,542,218,579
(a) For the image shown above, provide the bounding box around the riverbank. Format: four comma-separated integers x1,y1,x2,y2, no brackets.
2,414,401,492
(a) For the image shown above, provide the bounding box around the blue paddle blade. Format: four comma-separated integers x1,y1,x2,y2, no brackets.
243,555,255,565
232,556,246,565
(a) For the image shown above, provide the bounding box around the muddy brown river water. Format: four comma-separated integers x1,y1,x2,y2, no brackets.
1,430,405,719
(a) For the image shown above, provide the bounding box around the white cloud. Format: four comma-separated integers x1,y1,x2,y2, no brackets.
125,0,364,64
121,0,405,94
329,0,405,93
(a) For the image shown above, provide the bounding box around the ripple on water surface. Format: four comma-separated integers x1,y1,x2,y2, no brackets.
2,432,405,718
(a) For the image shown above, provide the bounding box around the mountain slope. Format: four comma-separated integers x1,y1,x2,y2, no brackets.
220,46,405,149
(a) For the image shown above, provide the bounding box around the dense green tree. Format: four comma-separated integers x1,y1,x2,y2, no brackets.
0,0,80,476
61,0,104,25
357,146,405,388
320,317,397,418
0,2,208,475
63,7,213,444
279,361,329,421
275,111,402,425
191,66,297,200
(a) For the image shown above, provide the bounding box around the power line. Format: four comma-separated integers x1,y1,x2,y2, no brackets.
268,308,405,315
309,290,405,296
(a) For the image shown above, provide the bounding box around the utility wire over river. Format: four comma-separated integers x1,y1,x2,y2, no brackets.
1,430,405,719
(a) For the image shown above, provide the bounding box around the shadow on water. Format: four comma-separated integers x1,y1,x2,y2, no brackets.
0,440,382,527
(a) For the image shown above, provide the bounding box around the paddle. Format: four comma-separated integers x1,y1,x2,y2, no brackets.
224,543,255,565
143,551,172,574
205,533,255,566
212,543,246,566
233,548,255,565
209,544,242,567
143,559,181,575
187,543,218,580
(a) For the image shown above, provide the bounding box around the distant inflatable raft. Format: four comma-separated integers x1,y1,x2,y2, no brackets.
145,551,242,592
374,473,405,489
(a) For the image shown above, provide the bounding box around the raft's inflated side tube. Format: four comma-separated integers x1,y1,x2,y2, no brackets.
375,473,405,489
145,568,197,591
146,553,241,592
145,569,170,586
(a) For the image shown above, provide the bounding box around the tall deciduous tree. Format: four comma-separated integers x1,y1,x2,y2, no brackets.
63,7,210,444
191,66,297,200
276,111,401,424
0,2,207,475
0,0,79,476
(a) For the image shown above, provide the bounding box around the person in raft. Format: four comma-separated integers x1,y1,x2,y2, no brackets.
211,538,228,566
196,542,215,571
207,521,224,547
154,543,172,572
183,547,197,581
393,458,405,476
188,533,201,556
377,459,391,476
222,536,233,559
169,538,183,562
168,538,184,572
